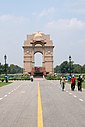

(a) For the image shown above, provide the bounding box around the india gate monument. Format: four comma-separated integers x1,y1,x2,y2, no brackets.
23,32,54,76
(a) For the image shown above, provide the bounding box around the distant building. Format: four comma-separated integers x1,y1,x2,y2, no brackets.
22,32,54,76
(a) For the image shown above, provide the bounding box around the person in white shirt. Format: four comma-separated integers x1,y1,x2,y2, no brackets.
61,75,66,91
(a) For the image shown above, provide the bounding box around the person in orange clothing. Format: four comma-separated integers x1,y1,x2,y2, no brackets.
71,75,76,91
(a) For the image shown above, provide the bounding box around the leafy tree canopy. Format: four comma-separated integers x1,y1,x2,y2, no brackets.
0,63,23,74
54,61,85,74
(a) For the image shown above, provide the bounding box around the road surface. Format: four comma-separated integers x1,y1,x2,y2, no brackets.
0,79,85,127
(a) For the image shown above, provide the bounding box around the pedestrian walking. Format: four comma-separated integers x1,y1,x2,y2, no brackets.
30,75,33,82
61,75,66,91
77,75,83,91
71,75,76,91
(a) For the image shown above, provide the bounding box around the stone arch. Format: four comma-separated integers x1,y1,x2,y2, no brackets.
23,32,54,76
34,50,43,55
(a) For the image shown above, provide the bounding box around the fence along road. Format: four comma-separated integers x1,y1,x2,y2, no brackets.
0,80,85,127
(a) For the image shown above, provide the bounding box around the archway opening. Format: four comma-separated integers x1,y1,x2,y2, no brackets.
34,52,43,77
34,52,43,67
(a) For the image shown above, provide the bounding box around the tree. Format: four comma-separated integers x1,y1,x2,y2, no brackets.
60,61,69,73
54,65,61,73
8,64,23,74
0,63,23,74
81,64,85,73
73,64,82,73
54,61,85,74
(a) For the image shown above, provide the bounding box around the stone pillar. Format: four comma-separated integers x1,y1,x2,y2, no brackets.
43,47,45,67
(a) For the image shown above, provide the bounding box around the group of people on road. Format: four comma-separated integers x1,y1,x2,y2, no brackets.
60,74,83,91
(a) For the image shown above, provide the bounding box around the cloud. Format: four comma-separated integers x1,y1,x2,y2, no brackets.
32,7,56,22
46,18,85,42
39,7,56,17
44,18,85,65
0,14,30,66
0,12,85,66
47,18,85,30
0,14,30,23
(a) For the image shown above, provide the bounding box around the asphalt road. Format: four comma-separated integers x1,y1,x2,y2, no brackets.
0,79,85,127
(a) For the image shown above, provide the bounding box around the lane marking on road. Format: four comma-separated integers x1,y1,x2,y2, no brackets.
4,95,7,97
79,98,84,102
11,90,14,92
51,82,84,102
0,85,22,100
0,84,23,102
8,92,11,94
38,82,44,127
66,91,68,93
0,98,3,100
73,95,77,98
69,92,72,95
40,80,84,103
14,88,16,91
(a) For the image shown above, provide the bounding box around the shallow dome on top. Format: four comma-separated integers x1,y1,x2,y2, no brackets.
33,32,43,40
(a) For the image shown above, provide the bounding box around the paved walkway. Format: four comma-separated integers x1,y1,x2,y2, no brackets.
0,80,85,127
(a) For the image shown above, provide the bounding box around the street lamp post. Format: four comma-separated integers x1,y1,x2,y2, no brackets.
4,55,8,82
69,56,71,77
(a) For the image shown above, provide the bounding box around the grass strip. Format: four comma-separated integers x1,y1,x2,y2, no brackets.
0,82,12,87
82,82,85,89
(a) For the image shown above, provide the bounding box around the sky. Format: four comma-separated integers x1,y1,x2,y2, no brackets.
0,0,85,67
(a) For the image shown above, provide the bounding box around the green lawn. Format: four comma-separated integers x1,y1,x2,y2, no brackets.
0,82,12,87
82,81,85,89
